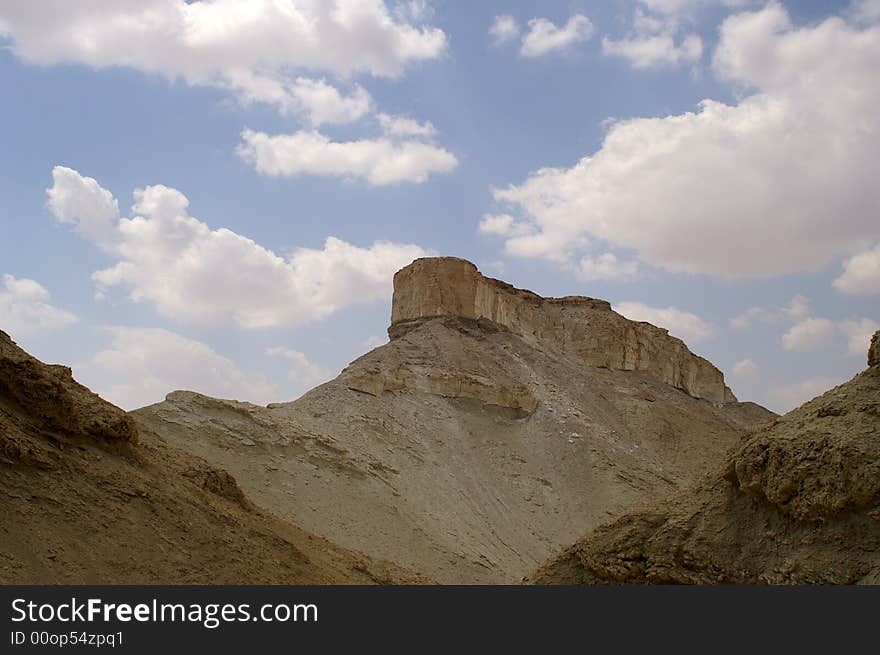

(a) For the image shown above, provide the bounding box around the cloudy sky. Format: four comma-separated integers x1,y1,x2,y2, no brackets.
1,0,878,412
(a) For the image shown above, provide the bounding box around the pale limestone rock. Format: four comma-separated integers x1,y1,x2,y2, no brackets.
390,257,734,403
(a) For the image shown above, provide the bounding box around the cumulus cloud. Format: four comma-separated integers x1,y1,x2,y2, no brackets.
489,15,520,45
577,253,640,281
88,327,276,410
377,113,437,139
614,301,716,344
47,166,426,328
781,316,879,356
768,376,847,413
731,358,758,378
478,213,533,237
782,317,838,352
0,274,77,338
281,78,373,126
850,0,880,24
731,294,809,328
602,32,703,69
265,346,332,394
237,129,457,185
45,166,119,243
839,318,880,356
520,14,594,57
0,1,446,114
638,0,758,15
487,5,880,277
833,243,880,294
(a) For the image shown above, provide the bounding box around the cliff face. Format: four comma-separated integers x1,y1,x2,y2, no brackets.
391,258,734,404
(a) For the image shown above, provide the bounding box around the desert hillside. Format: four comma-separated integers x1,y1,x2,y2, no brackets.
134,257,775,583
0,329,418,584
529,331,880,585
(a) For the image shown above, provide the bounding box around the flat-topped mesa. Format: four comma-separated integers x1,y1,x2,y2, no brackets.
390,257,736,404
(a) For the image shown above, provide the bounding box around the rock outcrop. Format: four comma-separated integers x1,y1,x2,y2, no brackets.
134,259,774,583
0,330,418,584
0,329,137,451
529,331,880,585
391,258,734,403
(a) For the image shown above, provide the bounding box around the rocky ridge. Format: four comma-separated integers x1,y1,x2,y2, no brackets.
0,330,417,584
529,331,880,585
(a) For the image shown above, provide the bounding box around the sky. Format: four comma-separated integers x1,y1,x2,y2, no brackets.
0,0,878,413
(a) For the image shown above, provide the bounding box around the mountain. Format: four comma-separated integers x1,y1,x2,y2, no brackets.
0,329,418,584
133,257,774,583
529,331,880,585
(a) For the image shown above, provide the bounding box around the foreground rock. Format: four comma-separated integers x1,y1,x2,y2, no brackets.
0,330,417,584
529,331,880,585
134,258,773,583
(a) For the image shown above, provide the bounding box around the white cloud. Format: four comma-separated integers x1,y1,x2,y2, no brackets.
578,253,640,281
850,0,880,24
47,166,426,329
833,243,880,294
0,1,446,114
489,14,520,45
839,318,880,356
782,315,878,355
478,213,533,237
45,166,120,243
266,346,332,393
731,294,810,328
284,78,373,126
768,376,846,413
89,326,276,410
731,358,758,378
489,5,880,277
638,0,758,16
602,32,703,69
782,317,839,352
520,14,594,57
0,274,77,338
237,128,457,185
613,301,716,344
394,0,433,23
377,113,437,139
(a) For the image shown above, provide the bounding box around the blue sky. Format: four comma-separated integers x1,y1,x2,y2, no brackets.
1,0,878,412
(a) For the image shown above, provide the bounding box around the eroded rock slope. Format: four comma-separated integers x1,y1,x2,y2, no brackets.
529,331,880,585
0,330,416,584
134,258,773,583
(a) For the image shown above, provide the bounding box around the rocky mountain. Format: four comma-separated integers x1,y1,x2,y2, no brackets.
133,257,774,583
0,329,417,584
529,331,880,585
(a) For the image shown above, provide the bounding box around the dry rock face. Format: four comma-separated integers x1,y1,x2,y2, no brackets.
134,258,773,583
392,258,734,403
0,330,417,584
529,330,880,585
0,329,137,451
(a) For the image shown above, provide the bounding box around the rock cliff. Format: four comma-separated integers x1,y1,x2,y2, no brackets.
390,258,734,403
